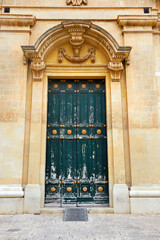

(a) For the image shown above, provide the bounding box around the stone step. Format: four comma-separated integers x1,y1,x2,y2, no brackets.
40,207,114,215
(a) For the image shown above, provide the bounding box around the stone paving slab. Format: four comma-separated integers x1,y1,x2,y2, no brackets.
0,214,160,240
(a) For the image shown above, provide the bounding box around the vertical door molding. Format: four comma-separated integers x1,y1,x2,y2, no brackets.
105,73,114,208
108,61,130,213
24,62,45,213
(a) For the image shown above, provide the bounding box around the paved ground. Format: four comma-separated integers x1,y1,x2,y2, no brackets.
0,213,160,240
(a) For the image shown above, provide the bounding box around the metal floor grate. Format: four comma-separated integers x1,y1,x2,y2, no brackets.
64,208,88,222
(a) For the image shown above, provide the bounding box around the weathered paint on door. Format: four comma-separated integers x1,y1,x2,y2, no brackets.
45,79,109,206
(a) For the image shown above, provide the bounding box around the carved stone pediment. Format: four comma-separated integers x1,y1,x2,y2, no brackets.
22,20,131,80
66,0,88,6
22,21,131,63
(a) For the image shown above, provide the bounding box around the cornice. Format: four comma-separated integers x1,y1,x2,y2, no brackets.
0,6,156,10
117,15,158,27
0,14,36,27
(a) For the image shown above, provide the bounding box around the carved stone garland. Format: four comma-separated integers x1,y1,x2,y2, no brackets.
108,62,124,82
30,61,46,81
58,30,96,63
66,0,88,6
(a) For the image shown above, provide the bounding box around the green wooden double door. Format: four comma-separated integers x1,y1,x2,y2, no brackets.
45,79,109,206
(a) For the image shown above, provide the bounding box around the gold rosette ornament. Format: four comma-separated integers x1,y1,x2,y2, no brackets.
51,187,56,192
67,130,72,135
97,129,101,135
67,187,72,192
98,187,103,192
82,129,86,134
83,187,87,192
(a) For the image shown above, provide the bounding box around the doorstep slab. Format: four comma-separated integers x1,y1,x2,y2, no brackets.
40,207,114,215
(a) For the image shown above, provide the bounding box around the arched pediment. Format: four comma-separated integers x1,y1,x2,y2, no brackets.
22,20,131,62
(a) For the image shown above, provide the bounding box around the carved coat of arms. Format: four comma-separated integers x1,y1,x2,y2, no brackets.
66,0,88,6
58,29,96,64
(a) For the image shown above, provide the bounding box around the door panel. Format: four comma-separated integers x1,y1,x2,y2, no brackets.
77,139,93,203
45,79,108,206
59,80,77,204
45,139,62,205
62,139,77,204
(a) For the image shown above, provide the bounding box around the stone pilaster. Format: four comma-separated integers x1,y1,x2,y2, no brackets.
24,61,45,213
108,61,130,213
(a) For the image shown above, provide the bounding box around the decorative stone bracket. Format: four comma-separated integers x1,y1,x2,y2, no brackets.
30,61,46,81
108,62,124,82
66,0,88,6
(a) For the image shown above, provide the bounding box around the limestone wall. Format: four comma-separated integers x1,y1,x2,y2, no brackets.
125,31,160,184
0,31,29,185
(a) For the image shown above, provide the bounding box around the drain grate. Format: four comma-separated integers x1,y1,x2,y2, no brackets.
64,208,88,222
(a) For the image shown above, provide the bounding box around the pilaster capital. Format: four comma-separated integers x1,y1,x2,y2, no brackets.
117,15,158,27
108,62,123,82
30,61,46,81
0,14,36,27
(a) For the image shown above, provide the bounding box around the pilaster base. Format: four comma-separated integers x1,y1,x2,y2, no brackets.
0,185,24,214
113,184,130,214
24,184,41,214
130,186,160,214
0,199,23,214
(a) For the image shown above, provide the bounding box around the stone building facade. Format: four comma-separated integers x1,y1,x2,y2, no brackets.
0,0,160,214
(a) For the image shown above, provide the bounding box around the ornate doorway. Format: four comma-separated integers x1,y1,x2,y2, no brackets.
45,79,109,206
22,20,131,213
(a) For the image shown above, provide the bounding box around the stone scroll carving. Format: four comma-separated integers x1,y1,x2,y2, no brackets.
108,62,124,82
30,61,46,81
66,0,88,6
58,30,96,63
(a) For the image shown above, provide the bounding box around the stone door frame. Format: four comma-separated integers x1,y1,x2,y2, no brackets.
22,20,132,213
